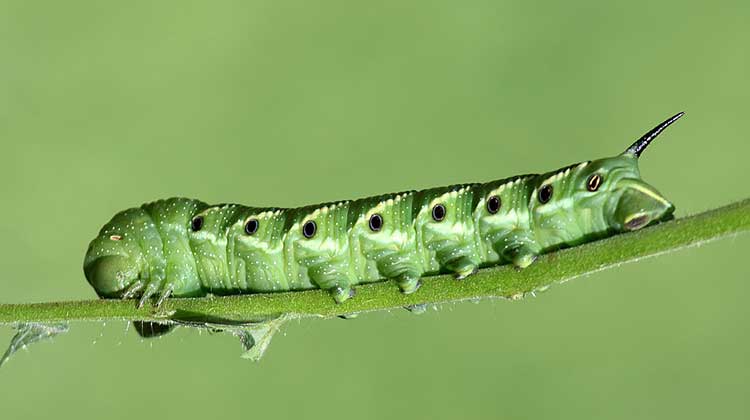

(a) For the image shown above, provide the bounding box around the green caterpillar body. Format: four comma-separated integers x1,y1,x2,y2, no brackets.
84,113,682,307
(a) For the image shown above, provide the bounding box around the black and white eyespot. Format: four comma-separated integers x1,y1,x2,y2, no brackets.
302,220,317,238
368,213,383,232
431,204,446,221
587,174,603,192
486,195,501,214
244,219,259,235
538,185,553,204
190,216,204,232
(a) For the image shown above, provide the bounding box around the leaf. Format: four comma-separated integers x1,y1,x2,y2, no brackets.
1,323,69,367
233,321,280,362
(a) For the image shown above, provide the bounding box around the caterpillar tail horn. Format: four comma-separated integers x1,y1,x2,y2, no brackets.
624,112,684,157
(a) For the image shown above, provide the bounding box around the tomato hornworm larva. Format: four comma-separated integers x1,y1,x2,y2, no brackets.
84,113,682,317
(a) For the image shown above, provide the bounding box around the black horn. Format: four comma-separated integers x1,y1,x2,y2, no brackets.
625,112,684,158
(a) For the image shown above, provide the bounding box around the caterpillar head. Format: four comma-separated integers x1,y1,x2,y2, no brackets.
84,243,140,299
588,112,682,232
83,209,153,299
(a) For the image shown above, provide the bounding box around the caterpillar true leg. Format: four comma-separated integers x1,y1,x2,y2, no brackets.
155,284,174,307
137,280,162,308
121,280,144,300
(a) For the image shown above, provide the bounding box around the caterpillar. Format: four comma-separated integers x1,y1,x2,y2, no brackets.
84,113,682,312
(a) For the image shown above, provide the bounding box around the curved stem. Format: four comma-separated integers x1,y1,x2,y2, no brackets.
0,199,748,325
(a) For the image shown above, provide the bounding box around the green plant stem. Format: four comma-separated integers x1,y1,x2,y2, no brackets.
0,199,748,326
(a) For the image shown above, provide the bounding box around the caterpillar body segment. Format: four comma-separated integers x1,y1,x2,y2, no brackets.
84,113,683,307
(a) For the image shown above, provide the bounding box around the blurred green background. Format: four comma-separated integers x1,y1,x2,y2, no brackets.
1,1,748,419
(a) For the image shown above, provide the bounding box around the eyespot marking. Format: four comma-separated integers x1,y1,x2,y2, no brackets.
369,214,383,231
432,204,446,221
538,185,553,204
587,174,603,192
244,219,259,235
302,220,317,238
487,196,501,214
190,216,204,232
